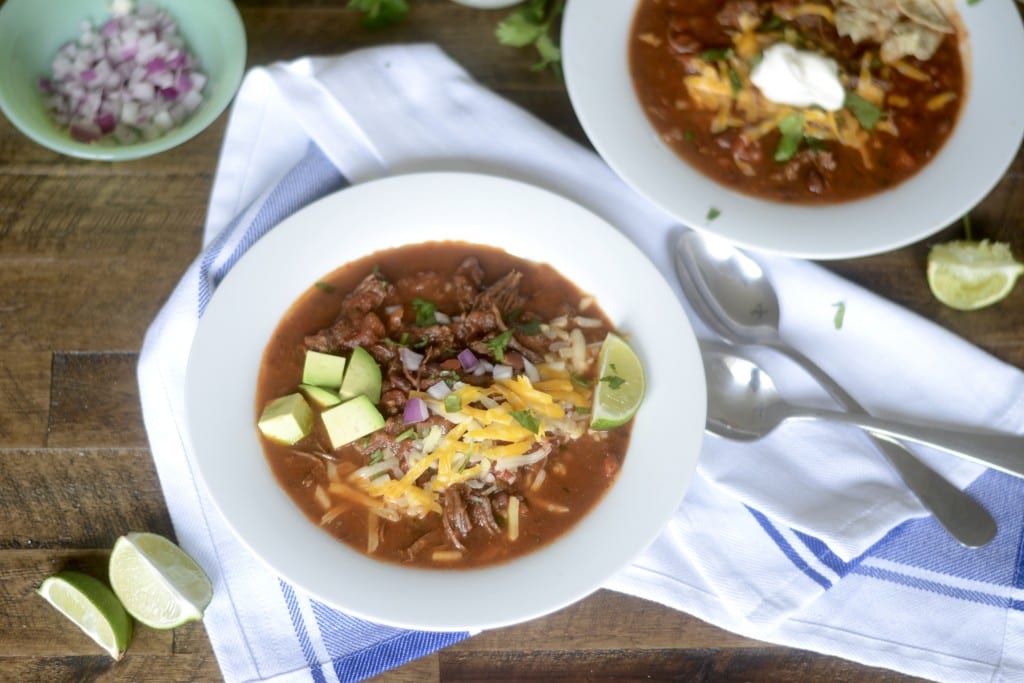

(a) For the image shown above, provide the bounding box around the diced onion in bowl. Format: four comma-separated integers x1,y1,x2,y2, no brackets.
523,357,540,383
492,364,514,380
426,381,451,399
399,347,424,372
403,397,429,424
40,0,207,144
457,348,478,370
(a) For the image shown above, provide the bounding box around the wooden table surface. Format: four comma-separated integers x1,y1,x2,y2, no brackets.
1,1,1021,681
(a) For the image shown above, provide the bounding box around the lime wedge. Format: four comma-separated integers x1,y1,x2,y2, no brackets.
37,571,133,660
927,240,1024,311
108,532,213,630
590,332,646,430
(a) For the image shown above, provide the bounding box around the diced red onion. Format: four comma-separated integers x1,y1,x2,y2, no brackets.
426,381,450,400
523,357,540,384
403,397,429,424
457,348,478,370
40,0,206,146
472,359,494,377
399,347,424,372
492,364,514,380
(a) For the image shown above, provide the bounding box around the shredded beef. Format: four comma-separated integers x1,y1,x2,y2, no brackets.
305,272,393,353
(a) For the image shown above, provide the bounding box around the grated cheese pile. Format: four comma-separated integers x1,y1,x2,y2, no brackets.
662,2,958,175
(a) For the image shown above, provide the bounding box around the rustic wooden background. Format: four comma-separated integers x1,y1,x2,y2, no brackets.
1,0,1021,680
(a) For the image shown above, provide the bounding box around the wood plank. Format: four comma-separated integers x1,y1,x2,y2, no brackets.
452,590,764,652
0,449,172,548
435,647,930,682
0,174,205,258
0,654,220,683
0,258,192,352
369,653,440,682
0,352,51,448
48,354,147,449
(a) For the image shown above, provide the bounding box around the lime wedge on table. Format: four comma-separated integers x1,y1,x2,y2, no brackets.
927,240,1024,311
590,332,646,430
37,571,133,660
108,532,213,630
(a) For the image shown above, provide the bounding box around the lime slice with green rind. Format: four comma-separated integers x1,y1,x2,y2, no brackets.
927,240,1024,311
590,332,646,430
109,532,212,630
37,570,133,660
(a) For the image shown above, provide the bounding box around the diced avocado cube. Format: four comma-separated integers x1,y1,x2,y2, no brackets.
302,351,346,389
321,395,385,449
339,347,382,403
300,384,342,408
257,393,314,445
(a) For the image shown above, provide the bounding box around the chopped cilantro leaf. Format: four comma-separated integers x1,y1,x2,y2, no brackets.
395,428,416,442
844,91,883,131
683,130,696,141
508,309,542,335
347,0,409,30
511,409,540,434
496,0,565,75
699,47,733,61
728,67,742,95
485,329,514,362
600,374,626,390
570,373,591,388
759,13,784,31
832,301,846,330
368,449,385,465
314,281,335,294
774,112,805,162
806,136,828,151
412,298,437,326
706,207,721,222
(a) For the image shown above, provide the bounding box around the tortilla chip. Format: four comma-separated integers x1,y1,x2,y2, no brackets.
897,0,954,33
880,21,944,61
836,5,897,42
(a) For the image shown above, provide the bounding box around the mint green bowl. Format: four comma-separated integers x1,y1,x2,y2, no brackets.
0,0,246,161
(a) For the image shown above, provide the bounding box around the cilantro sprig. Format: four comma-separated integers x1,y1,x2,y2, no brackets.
774,112,805,162
844,92,883,131
348,0,409,29
495,0,565,75
485,329,514,362
412,298,437,326
511,409,540,434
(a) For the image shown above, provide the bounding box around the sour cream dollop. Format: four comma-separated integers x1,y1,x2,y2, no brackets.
750,43,845,111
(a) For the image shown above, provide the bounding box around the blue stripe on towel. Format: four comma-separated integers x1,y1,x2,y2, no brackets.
197,144,346,317
753,469,1024,613
746,506,832,589
851,564,1013,609
310,599,468,682
280,581,329,683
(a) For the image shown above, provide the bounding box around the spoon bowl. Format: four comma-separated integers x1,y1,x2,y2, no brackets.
702,345,780,442
676,229,998,547
702,343,1024,480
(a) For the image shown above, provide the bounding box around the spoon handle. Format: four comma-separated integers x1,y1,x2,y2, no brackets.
771,343,997,548
794,406,1024,479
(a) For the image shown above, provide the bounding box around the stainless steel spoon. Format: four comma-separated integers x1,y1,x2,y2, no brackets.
674,229,997,547
703,343,1024,479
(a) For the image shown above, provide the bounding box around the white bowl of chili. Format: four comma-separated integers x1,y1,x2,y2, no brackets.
562,0,1024,259
185,172,706,630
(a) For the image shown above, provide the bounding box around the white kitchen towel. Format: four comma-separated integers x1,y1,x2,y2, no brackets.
137,44,1024,682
